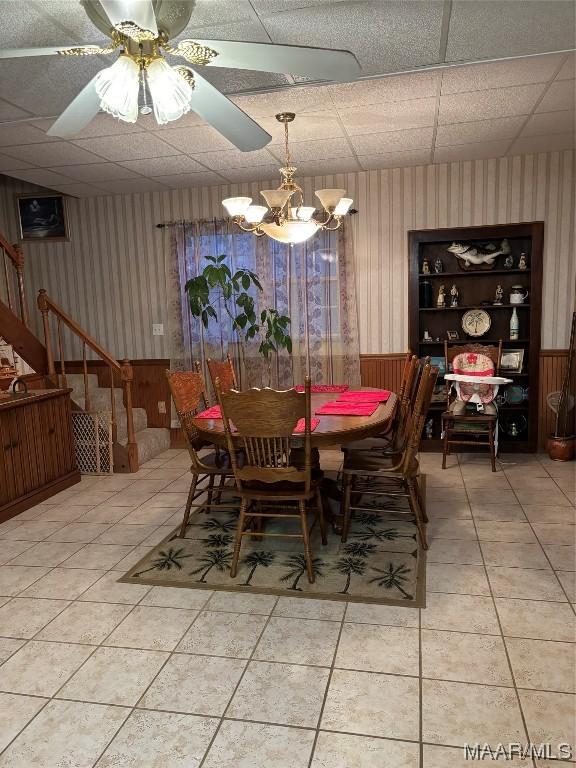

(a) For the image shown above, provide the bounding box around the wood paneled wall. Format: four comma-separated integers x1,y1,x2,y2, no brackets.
1,149,574,360
360,350,570,451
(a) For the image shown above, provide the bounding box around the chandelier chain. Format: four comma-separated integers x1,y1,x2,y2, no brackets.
284,120,291,167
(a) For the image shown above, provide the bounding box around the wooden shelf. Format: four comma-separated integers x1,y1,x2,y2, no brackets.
409,222,543,454
420,304,531,311
419,269,531,278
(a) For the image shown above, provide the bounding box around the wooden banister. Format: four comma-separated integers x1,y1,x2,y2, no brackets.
36,289,139,472
0,235,28,327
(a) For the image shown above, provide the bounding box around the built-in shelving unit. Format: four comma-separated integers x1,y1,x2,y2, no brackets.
408,222,543,453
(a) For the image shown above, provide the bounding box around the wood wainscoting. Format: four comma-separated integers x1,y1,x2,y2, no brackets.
360,350,570,452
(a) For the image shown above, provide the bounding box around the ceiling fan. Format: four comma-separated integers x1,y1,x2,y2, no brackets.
0,0,361,151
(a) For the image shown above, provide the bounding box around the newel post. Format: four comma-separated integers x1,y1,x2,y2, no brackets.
121,359,139,472
13,244,28,327
37,289,56,383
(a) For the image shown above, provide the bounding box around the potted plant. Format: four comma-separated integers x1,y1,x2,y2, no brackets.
185,254,292,386
546,312,575,461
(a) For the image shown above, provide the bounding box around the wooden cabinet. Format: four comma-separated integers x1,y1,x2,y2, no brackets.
408,222,543,453
0,389,80,522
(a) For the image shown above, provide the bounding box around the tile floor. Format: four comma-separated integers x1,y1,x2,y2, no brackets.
0,449,574,767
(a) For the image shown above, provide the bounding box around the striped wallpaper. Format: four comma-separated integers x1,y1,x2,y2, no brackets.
0,149,574,361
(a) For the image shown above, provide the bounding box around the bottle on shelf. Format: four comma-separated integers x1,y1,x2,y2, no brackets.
510,307,519,340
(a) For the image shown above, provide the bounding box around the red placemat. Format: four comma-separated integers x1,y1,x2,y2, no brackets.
337,389,391,402
294,384,350,393
196,405,222,419
315,401,379,416
293,418,320,434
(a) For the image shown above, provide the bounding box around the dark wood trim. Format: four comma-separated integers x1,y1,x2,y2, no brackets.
0,470,80,523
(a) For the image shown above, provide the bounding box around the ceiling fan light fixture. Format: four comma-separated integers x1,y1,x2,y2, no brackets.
146,58,193,124
94,54,140,123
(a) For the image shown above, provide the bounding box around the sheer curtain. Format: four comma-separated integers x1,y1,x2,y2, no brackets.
166,217,360,391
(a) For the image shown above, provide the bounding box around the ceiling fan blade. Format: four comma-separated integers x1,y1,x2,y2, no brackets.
0,45,101,59
46,75,102,138
188,68,272,152
194,40,361,81
99,0,158,38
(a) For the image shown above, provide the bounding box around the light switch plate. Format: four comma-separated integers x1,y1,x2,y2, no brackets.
152,323,164,336
158,401,166,414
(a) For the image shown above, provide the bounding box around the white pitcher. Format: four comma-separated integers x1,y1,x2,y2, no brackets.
509,285,529,304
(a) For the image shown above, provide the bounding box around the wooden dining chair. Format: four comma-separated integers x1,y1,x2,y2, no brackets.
207,354,238,397
441,341,503,472
340,364,438,549
216,377,327,584
166,370,237,538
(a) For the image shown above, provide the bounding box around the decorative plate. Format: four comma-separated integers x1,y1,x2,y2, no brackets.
461,309,491,337
506,385,525,404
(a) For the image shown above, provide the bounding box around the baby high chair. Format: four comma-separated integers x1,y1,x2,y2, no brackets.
441,341,511,471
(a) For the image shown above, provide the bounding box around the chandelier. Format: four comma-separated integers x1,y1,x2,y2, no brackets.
222,113,353,244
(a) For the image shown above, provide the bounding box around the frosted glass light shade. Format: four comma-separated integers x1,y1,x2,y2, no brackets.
260,188,292,208
95,55,140,123
260,220,319,244
334,197,353,216
222,197,252,216
245,205,267,224
296,206,316,221
315,188,346,210
147,59,193,125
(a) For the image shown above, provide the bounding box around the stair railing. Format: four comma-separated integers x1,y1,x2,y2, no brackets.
0,234,28,327
37,289,138,472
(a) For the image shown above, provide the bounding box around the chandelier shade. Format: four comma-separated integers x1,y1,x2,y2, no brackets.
223,113,353,245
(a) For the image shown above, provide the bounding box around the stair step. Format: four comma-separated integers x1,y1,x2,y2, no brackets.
120,428,171,466
73,387,125,411
115,407,148,442
64,373,100,395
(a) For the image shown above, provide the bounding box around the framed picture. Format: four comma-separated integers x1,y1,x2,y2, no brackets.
500,348,525,373
428,355,446,376
17,195,68,241
446,330,460,340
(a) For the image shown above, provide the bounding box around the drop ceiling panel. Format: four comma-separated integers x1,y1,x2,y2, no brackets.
509,132,576,155
0,2,79,47
151,171,225,188
93,178,169,194
436,116,526,146
556,53,576,80
119,156,206,176
232,86,334,118
260,1,445,75
56,163,141,182
200,68,289,96
295,157,361,176
48,181,106,197
535,79,575,113
33,0,109,44
440,55,565,94
0,123,58,147
434,140,510,163
0,153,33,172
329,71,440,109
158,125,235,153
358,149,431,170
73,133,179,161
269,138,353,163
438,83,546,124
218,165,280,183
7,168,78,187
0,100,34,121
521,110,575,137
3,142,103,167
188,147,277,170
33,114,146,139
350,127,434,154
250,0,336,13
338,97,436,135
446,1,576,61
177,0,256,32
257,111,344,142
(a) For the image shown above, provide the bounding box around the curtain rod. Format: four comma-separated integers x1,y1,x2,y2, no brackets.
156,209,358,228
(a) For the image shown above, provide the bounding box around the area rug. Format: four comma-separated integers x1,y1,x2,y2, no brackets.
121,494,426,607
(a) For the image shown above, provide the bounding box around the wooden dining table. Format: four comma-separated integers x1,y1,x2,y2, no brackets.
192,388,398,449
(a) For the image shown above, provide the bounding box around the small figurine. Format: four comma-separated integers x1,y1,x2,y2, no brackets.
425,418,434,440
493,284,504,305
423,329,432,341
450,284,459,307
518,252,528,270
503,253,514,269
422,258,431,275
434,257,443,273
437,285,446,308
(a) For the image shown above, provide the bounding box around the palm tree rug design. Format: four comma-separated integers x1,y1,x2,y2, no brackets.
121,502,426,607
